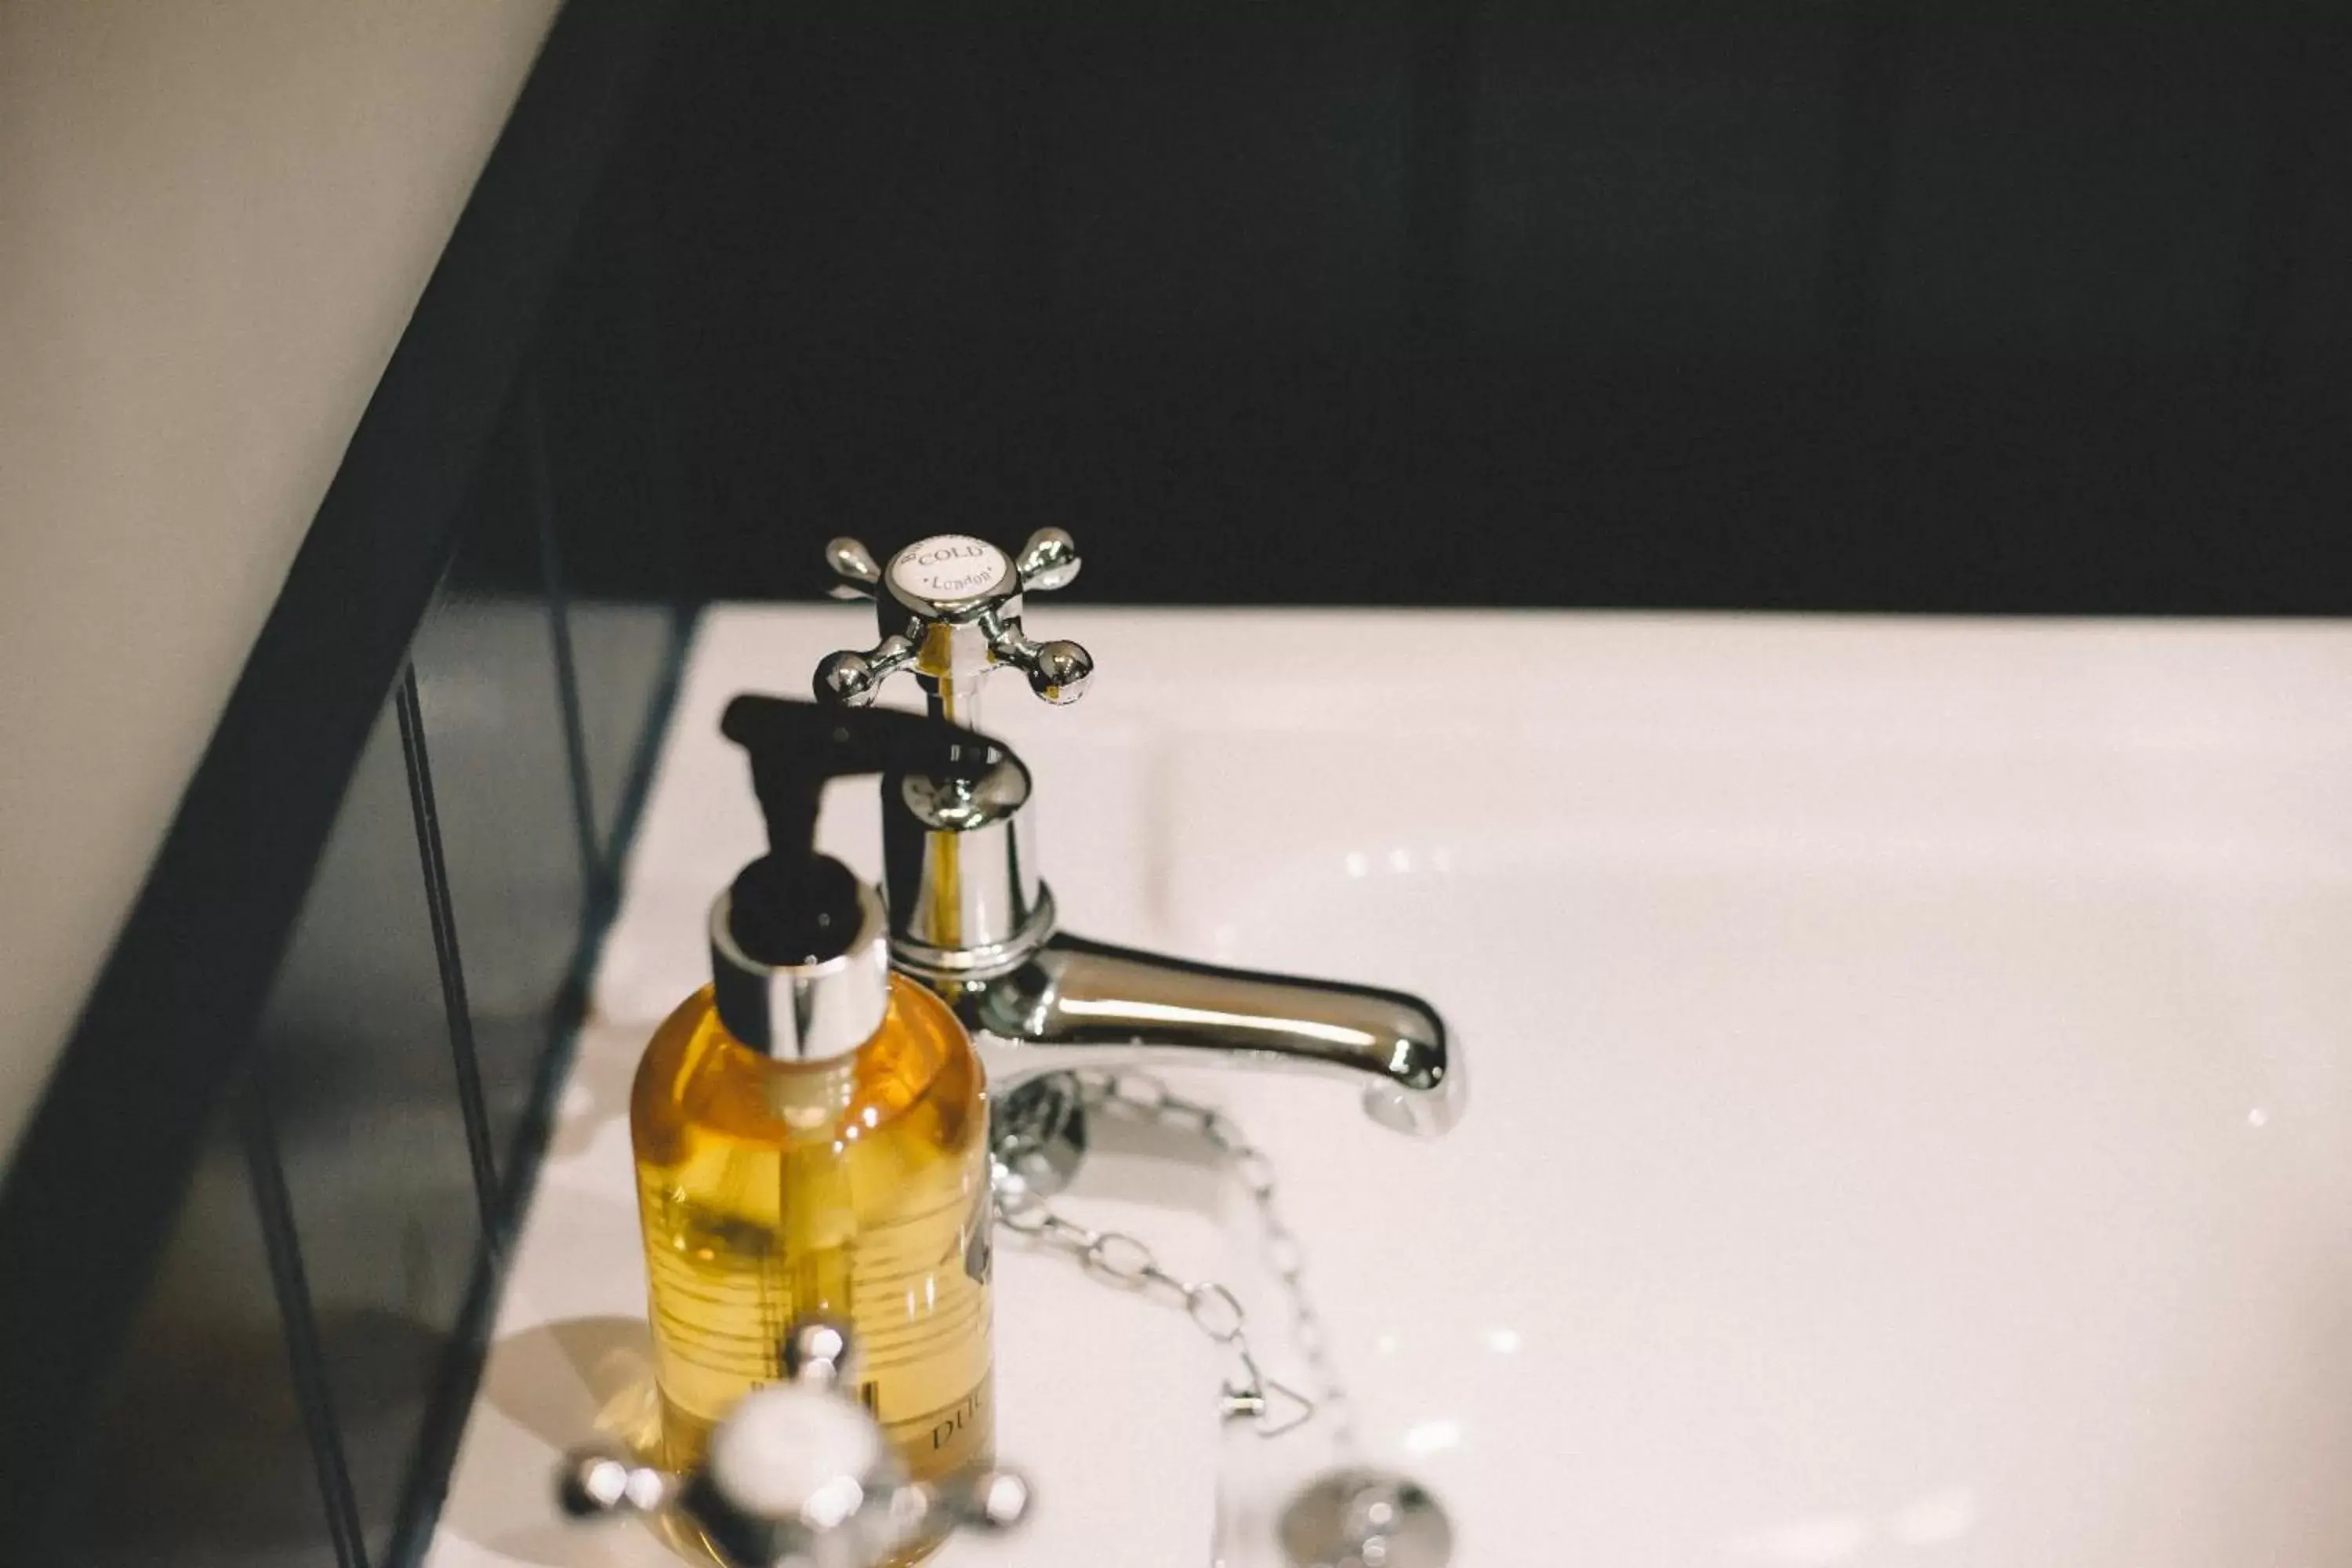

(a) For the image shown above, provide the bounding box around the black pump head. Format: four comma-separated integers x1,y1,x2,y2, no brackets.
718,696,1011,965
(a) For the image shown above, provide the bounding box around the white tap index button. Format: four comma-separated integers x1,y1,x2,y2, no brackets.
890,535,1011,606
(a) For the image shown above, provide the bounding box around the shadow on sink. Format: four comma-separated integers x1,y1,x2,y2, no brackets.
437,1315,659,1567
540,1021,644,1166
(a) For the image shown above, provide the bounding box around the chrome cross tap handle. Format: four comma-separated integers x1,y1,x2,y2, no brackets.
811,631,917,709
558,1319,1031,1568
1011,526,1081,592
817,531,1093,710
823,537,883,600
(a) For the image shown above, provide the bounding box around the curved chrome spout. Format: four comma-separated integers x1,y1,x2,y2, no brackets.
955,933,1463,1138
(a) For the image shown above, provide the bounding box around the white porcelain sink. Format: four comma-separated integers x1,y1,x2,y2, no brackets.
434,606,2352,1568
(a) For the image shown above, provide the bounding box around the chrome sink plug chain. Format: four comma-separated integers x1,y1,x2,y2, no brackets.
993,1071,1353,1446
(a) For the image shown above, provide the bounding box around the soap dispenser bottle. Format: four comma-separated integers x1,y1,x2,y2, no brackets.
631,696,995,1556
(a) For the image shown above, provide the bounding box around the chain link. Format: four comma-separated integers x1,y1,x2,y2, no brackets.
992,1072,1354,1447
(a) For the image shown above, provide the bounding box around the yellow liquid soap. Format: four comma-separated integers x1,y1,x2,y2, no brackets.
631,976,993,1560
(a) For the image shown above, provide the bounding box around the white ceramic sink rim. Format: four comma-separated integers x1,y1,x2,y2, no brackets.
433,606,2352,1568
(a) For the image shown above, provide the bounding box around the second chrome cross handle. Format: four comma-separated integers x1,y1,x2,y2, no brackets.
558,1321,1030,1568
818,529,1093,710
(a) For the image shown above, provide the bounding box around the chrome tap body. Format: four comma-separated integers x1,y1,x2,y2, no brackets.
817,532,1463,1146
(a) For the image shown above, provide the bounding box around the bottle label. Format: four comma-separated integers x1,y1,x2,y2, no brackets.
889,535,1010,606
883,1372,993,1483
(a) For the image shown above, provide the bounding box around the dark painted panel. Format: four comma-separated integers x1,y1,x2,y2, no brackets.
2284,131,2352,357
34,1095,342,1568
1876,20,2269,356
535,152,692,867
254,699,484,1568
1465,6,1848,352
534,134,691,865
567,599,684,869
1037,8,1412,347
2263,26,2352,361
637,6,2350,614
659,6,1002,351
412,444,590,1177
537,131,689,609
646,6,1011,561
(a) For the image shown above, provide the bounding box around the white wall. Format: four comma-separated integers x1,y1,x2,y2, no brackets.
0,0,565,1166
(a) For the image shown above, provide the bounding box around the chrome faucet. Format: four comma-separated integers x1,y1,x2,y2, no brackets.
814,531,1463,1182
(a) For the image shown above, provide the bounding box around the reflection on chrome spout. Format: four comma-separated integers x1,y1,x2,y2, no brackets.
956,933,1463,1138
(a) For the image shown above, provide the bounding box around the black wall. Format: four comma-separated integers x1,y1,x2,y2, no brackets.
644,3,2352,614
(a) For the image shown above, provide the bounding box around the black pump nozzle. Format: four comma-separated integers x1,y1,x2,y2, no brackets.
718,696,1007,966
